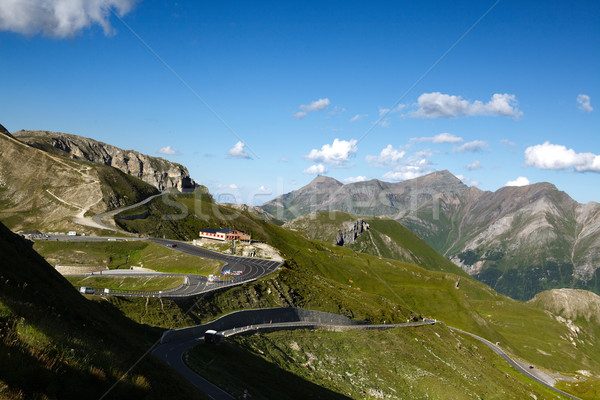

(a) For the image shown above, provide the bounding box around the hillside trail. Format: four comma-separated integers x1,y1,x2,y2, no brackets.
5,133,106,227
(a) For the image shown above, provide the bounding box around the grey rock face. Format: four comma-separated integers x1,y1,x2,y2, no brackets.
335,219,370,246
13,130,196,191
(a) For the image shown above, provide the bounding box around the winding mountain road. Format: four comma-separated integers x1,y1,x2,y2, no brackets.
153,314,581,400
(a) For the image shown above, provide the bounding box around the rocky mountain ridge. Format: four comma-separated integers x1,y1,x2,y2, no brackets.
13,130,196,191
335,218,370,246
264,171,600,300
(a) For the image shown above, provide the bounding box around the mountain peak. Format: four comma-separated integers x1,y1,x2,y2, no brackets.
310,175,343,186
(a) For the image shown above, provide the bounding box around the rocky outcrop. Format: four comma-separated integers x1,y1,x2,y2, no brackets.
335,219,369,246
13,130,196,191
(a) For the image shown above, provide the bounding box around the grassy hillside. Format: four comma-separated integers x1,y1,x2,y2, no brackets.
0,221,206,399
33,240,223,275
286,211,468,276
109,194,600,390
188,327,567,400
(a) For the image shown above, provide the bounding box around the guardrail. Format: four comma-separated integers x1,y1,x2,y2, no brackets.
83,276,189,298
160,307,368,344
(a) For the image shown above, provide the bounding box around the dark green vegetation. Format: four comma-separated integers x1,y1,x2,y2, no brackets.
188,327,568,400
107,192,600,399
0,222,206,400
65,275,184,291
33,240,222,275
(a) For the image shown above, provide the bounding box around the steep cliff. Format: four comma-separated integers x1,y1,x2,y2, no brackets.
13,130,196,191
335,218,369,246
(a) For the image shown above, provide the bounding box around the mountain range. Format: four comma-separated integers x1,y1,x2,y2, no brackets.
262,171,600,300
13,129,195,191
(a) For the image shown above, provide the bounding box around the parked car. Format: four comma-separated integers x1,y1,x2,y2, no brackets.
79,287,94,294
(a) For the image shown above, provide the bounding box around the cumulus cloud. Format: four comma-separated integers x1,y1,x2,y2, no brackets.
227,141,251,159
303,164,329,175
343,176,367,184
466,160,482,171
350,114,367,122
293,111,307,119
257,185,270,193
157,145,180,155
411,132,463,144
524,142,600,172
300,98,330,112
505,176,530,187
410,92,522,119
305,138,358,166
293,98,330,119
366,144,406,167
382,152,433,181
456,174,481,187
0,0,139,38
453,140,488,153
577,94,593,112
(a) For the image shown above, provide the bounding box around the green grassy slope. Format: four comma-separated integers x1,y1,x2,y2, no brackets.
98,194,600,398
188,327,568,400
0,222,206,400
286,211,467,275
33,240,223,275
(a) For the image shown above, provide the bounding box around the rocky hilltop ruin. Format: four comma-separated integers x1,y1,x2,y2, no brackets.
13,130,196,191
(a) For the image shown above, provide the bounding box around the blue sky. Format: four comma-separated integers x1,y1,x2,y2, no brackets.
0,0,598,204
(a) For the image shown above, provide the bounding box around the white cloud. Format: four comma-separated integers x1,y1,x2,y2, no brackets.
383,166,429,181
350,114,367,122
227,141,251,159
279,156,289,163
343,176,368,184
505,176,530,187
411,132,463,144
305,138,358,166
410,92,522,119
293,111,307,119
217,183,239,190
453,140,488,153
379,120,391,128
501,139,516,147
299,98,330,112
524,142,600,172
257,185,270,193
466,160,482,171
303,164,329,175
577,94,593,112
382,152,433,181
157,145,180,155
456,174,481,187
378,104,405,117
0,0,138,38
366,144,406,167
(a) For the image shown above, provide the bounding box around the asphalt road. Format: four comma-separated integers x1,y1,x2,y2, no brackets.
152,338,235,400
448,326,580,400
154,317,581,400
153,318,436,400
91,192,164,231
48,234,282,298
